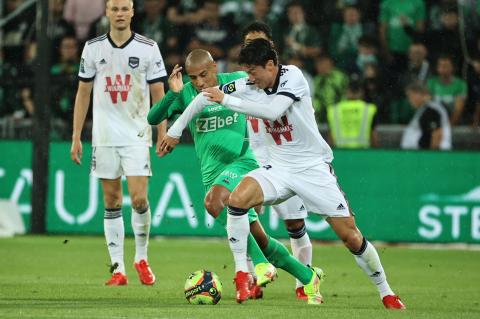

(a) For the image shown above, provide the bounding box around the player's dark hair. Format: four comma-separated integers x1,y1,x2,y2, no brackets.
238,38,278,66
241,21,273,42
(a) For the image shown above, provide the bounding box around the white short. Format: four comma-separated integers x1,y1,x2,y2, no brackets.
91,145,151,179
247,162,352,218
271,195,307,220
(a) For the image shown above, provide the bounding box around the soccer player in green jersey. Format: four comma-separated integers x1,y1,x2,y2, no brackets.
148,50,323,305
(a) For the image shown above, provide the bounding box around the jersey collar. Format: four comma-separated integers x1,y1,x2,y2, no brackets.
264,64,282,95
107,32,135,49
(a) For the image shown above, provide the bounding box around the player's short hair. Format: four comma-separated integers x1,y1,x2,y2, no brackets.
241,21,273,42
238,38,278,66
185,49,214,69
105,0,134,7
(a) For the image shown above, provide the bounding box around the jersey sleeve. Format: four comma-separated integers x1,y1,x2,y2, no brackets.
147,90,182,125
146,43,167,84
78,43,96,82
219,77,249,98
276,66,306,101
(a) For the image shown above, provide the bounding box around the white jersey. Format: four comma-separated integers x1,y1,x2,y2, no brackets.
227,65,333,171
79,33,167,147
246,116,270,165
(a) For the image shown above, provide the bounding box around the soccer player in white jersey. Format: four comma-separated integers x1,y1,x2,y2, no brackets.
163,39,406,309
70,0,167,286
242,22,313,300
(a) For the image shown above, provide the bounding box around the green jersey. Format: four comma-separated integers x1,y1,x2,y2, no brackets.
148,72,257,186
427,76,467,114
380,0,426,53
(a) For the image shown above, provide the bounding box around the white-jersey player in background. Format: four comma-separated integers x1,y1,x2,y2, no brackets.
242,22,312,300
163,38,406,310
70,0,167,286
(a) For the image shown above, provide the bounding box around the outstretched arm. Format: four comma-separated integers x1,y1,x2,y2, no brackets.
166,93,210,138
203,87,294,121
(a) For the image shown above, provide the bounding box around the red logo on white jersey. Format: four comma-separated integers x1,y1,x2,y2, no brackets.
105,74,132,104
264,115,293,145
247,116,260,133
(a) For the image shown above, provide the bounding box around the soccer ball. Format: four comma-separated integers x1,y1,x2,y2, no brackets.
184,270,223,305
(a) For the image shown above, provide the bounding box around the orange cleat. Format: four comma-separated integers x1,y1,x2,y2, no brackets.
382,295,406,310
105,272,128,286
295,286,307,300
134,259,156,285
233,271,252,303
249,278,264,299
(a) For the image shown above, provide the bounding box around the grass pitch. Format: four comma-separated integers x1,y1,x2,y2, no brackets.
0,236,479,319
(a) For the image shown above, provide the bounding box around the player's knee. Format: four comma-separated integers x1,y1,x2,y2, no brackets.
131,197,148,212
228,191,250,209
104,194,122,209
341,229,363,252
285,219,305,233
204,197,222,218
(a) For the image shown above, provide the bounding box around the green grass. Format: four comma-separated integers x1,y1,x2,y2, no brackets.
0,236,479,319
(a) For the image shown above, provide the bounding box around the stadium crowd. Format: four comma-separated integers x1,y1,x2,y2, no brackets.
1,0,480,147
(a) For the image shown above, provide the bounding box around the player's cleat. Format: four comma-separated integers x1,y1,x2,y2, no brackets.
233,271,252,303
105,272,128,286
249,278,264,299
382,295,406,310
134,259,156,285
295,286,308,300
254,262,277,287
303,267,325,305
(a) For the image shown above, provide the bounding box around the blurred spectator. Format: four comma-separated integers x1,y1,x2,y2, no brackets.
427,55,468,125
166,0,205,26
362,63,389,123
327,79,378,148
187,0,237,62
390,41,430,124
63,0,104,41
17,42,37,119
469,57,480,127
353,35,379,75
237,0,282,47
48,0,76,63
2,0,36,64
401,81,451,150
328,5,374,72
379,0,426,78
426,0,457,31
0,48,23,117
283,1,322,73
133,0,178,55
50,35,79,124
312,54,348,123
424,7,463,70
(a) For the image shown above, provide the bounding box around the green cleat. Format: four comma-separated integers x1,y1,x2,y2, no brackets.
254,262,277,287
303,267,325,305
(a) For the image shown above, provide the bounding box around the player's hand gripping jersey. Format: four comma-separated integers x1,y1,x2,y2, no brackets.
168,65,333,170
79,33,167,147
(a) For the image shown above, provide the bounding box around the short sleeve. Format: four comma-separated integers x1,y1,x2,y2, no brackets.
146,43,167,84
78,43,96,82
276,66,306,101
219,77,249,97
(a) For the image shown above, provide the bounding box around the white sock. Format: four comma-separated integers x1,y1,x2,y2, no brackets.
353,238,394,298
227,206,250,273
289,227,312,288
132,205,151,263
104,209,125,274
247,255,256,280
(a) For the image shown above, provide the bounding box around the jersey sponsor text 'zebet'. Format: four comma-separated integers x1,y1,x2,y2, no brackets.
79,33,167,147
225,65,333,170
